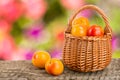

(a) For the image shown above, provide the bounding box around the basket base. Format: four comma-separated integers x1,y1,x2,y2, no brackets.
66,66,105,72
65,63,110,72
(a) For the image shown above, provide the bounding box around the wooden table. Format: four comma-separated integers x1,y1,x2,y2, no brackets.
0,59,120,80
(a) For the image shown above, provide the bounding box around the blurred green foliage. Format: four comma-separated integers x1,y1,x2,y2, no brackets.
43,0,66,24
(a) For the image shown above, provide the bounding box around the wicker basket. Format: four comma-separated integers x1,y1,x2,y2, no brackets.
63,5,112,72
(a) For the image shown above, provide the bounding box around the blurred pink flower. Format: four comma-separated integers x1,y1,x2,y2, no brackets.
11,48,26,60
77,10,92,18
0,35,17,60
112,35,118,51
60,0,92,18
0,20,12,33
0,0,13,17
0,0,23,22
21,0,47,20
24,50,35,60
60,0,84,10
25,23,44,39
56,31,64,41
11,49,35,60
50,49,62,59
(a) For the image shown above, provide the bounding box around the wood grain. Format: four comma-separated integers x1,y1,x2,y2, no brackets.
0,59,119,80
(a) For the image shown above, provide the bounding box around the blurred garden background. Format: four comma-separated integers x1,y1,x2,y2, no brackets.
0,0,120,60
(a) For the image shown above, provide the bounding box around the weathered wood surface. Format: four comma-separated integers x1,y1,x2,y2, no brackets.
0,59,120,80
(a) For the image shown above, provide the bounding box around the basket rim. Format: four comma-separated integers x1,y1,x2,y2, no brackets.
65,33,111,40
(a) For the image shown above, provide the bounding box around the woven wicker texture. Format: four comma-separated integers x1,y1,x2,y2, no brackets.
63,5,112,72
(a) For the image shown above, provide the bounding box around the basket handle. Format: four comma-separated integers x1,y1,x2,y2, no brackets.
65,5,112,37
